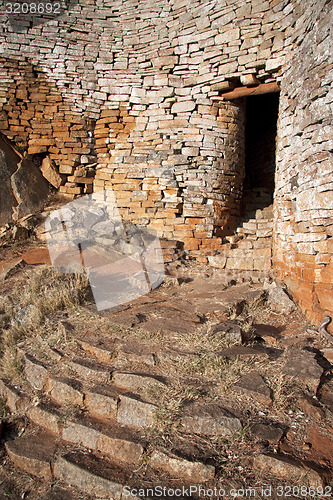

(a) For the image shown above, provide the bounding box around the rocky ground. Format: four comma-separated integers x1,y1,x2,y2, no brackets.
0,232,333,499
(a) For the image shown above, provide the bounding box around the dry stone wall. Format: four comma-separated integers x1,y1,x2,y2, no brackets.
273,0,333,326
0,0,294,249
0,0,332,324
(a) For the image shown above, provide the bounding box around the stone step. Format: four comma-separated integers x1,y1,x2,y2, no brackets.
217,345,283,361
149,450,215,483
4,390,216,492
116,393,158,428
9,347,164,429
5,430,133,499
225,256,272,272
178,403,242,438
20,346,165,412
61,418,145,464
112,371,166,392
76,336,116,364
53,453,126,500
5,429,56,480
47,376,85,406
25,397,146,464
22,351,49,391
21,345,113,386
66,357,112,384
0,378,31,414
84,384,119,420
54,450,215,497
208,244,272,270
40,372,159,430
115,341,157,368
253,454,323,488
76,335,157,368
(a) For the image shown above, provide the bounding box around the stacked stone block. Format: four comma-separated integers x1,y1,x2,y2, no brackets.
0,58,97,196
0,0,294,242
273,0,333,327
209,204,273,280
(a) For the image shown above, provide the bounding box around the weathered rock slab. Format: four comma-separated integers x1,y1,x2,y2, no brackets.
117,395,157,428
84,388,118,420
266,283,296,314
0,133,19,226
112,372,166,392
23,353,49,391
180,404,242,437
54,454,123,499
5,431,55,480
62,420,100,450
250,423,284,443
47,377,84,406
97,434,143,464
235,371,272,406
11,157,49,221
41,156,62,188
282,349,323,393
149,450,215,482
253,454,323,487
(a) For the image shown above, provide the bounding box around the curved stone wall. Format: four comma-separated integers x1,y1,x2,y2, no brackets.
274,0,333,327
0,0,332,325
0,0,294,242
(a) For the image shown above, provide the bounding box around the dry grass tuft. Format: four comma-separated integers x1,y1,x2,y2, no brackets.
150,382,202,440
265,370,296,411
18,267,89,318
0,325,25,383
0,395,10,422
0,266,89,382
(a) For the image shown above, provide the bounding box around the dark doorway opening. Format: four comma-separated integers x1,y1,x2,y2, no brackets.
241,92,279,217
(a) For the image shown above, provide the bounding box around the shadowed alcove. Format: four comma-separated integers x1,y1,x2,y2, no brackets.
241,92,280,217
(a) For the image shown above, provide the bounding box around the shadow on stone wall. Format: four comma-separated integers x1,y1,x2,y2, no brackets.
0,56,97,199
5,0,79,33
0,132,49,226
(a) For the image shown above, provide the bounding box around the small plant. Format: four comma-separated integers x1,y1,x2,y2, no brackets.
13,136,27,153
140,452,151,465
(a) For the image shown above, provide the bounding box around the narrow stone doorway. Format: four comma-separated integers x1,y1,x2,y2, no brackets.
211,88,280,280
241,92,279,218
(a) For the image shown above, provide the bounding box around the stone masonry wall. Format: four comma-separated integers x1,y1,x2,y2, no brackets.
0,56,97,195
0,0,294,254
0,0,332,324
274,0,333,327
